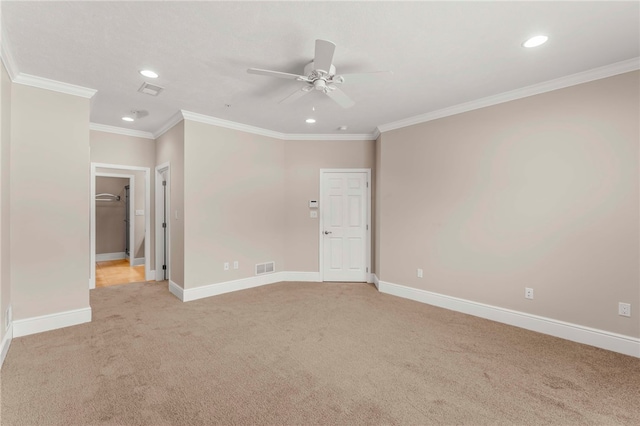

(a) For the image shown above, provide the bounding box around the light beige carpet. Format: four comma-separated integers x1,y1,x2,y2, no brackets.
1,281,639,425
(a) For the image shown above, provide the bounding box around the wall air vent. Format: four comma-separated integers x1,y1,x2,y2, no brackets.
138,82,164,96
255,261,275,275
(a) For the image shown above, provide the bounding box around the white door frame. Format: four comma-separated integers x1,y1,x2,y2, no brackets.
90,162,151,289
155,162,171,282
319,168,372,283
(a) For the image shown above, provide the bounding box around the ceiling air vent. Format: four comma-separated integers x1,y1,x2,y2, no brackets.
138,82,164,96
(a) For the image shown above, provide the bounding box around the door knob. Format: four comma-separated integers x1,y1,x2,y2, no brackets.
324,231,332,235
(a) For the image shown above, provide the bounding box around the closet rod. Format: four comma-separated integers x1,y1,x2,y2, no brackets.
96,193,121,201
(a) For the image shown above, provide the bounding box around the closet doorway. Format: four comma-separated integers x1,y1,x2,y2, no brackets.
90,163,152,289
94,174,142,287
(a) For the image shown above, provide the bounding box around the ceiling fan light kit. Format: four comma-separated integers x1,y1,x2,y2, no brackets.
247,39,391,109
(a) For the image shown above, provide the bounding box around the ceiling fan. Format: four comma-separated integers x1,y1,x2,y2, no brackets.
247,39,390,109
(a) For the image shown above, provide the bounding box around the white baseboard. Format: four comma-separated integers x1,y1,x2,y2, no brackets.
96,252,125,261
182,272,287,302
378,280,640,358
131,257,145,266
13,307,92,338
0,324,13,369
168,280,184,301
371,273,380,289
147,269,156,281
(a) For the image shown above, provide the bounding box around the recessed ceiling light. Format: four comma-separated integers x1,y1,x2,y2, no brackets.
122,116,135,122
306,118,316,124
338,125,348,131
522,35,548,48
139,69,159,78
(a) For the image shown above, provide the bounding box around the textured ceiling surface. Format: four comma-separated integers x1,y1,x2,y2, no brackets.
2,1,639,136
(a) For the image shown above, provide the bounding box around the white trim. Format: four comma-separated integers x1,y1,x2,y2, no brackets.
0,325,12,369
179,110,376,141
91,163,152,288
181,272,287,302
13,73,97,99
319,169,372,283
131,257,145,267
372,128,381,141
148,270,156,281
153,111,184,139
378,280,640,358
284,271,321,282
181,110,283,139
155,163,171,282
13,307,92,338
91,163,152,173
283,133,375,141
371,274,380,290
96,252,126,261
90,123,155,140
378,57,640,133
0,27,19,81
168,280,184,301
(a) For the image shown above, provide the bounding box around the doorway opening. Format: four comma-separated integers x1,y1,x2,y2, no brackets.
94,175,142,287
90,163,152,289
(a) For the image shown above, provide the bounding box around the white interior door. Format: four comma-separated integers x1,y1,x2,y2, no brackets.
321,171,369,282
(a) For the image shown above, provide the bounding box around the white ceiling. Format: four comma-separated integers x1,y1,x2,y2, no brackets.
2,1,639,137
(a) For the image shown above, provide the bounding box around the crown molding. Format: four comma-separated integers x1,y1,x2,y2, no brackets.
181,110,284,139
13,73,97,99
372,128,381,141
282,133,375,141
0,27,19,81
378,57,640,133
90,123,155,140
178,110,375,141
153,110,184,139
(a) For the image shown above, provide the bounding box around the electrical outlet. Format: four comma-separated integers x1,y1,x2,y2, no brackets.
619,302,631,317
525,288,534,300
417,268,423,278
233,261,239,270
224,262,229,271
310,211,318,218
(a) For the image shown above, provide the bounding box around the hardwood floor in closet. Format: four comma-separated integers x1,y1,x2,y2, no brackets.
96,259,147,287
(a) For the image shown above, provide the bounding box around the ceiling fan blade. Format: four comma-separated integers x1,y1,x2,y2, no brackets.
325,87,355,109
314,39,336,74
279,86,313,104
336,70,393,84
247,68,307,81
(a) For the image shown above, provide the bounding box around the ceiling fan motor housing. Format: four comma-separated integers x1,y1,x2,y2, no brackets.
304,61,336,79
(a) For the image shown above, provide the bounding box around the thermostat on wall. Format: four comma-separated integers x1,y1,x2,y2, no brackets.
309,200,318,208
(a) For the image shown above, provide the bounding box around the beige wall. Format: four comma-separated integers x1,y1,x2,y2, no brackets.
156,121,185,287
95,177,128,255
91,130,155,268
10,84,90,319
378,71,640,337
183,121,285,288
283,139,375,272
1,61,11,340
